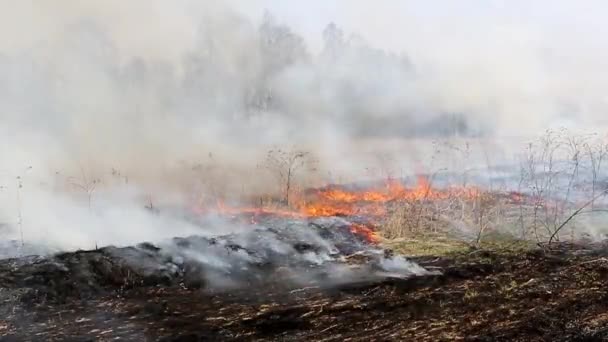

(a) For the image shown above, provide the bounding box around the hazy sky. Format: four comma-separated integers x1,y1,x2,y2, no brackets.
230,1,608,54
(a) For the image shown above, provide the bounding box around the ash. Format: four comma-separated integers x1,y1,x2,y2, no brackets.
0,216,429,307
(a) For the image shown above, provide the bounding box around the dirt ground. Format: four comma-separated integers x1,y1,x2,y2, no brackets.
3,241,608,341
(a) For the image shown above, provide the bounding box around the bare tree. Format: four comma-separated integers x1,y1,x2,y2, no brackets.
521,129,563,242
265,148,314,206
68,167,100,210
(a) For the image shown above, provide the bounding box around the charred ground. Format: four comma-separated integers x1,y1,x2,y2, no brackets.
2,238,608,341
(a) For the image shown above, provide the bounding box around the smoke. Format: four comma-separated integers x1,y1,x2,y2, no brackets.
1,1,608,249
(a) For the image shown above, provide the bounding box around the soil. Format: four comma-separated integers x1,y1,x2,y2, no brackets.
3,241,608,341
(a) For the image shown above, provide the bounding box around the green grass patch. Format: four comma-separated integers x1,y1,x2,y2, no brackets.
381,232,470,257
381,231,534,257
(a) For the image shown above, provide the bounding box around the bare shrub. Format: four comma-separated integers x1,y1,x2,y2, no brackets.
516,129,608,244
68,167,101,211
583,135,608,210
265,148,316,207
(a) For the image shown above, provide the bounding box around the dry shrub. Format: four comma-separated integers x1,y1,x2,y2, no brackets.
380,191,509,244
381,199,449,239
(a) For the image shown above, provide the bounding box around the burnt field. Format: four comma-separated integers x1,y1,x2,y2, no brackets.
2,178,608,341
3,230,608,341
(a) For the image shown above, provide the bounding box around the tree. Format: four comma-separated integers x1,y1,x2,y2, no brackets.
251,11,309,112
259,11,308,71
265,148,314,206
68,166,100,211
322,23,345,60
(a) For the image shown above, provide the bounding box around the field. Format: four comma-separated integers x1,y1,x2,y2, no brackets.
2,231,608,341
2,131,608,341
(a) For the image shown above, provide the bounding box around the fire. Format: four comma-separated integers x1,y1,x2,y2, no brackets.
349,223,380,243
193,176,480,243
296,176,478,218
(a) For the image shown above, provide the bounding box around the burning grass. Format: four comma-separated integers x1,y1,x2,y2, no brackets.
196,176,480,219
193,176,494,245
189,172,606,253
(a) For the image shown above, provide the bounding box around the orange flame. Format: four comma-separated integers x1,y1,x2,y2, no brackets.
193,176,481,243
349,223,380,243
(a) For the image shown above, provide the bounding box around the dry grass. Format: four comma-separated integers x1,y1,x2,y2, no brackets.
378,188,546,252
381,201,450,238
380,232,470,257
380,231,532,258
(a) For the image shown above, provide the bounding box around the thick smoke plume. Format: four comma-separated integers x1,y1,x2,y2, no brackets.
1,1,607,249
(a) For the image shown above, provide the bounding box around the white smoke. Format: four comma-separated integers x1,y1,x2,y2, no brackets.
1,1,607,249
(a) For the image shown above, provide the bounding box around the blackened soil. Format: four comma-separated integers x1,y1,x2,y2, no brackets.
3,243,608,341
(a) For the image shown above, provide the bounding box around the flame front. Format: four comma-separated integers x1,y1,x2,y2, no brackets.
193,177,480,243
297,176,478,219
349,223,380,243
